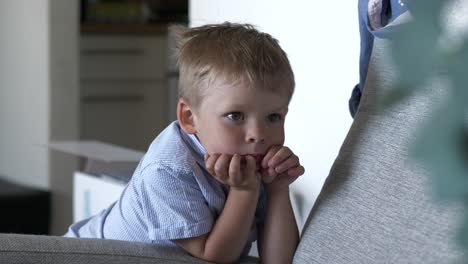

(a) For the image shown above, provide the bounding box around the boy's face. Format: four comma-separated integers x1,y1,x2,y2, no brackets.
191,81,289,159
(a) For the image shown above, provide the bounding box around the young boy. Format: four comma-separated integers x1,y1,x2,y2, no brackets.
65,22,305,264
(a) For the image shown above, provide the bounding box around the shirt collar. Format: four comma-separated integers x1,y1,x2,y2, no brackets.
175,121,207,165
188,133,206,157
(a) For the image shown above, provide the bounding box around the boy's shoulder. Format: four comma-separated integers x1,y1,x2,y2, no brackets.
139,121,202,175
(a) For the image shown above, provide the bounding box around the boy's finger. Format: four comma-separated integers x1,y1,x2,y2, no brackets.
214,154,231,181
274,155,300,174
244,155,256,178
268,146,292,168
261,167,277,183
261,146,281,168
205,153,220,176
229,154,241,181
287,165,305,177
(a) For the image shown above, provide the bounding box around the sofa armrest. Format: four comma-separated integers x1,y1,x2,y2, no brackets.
0,233,259,264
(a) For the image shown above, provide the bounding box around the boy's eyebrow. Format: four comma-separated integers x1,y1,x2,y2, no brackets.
224,103,289,112
270,105,289,112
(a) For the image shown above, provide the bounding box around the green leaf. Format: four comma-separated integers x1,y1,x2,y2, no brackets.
379,83,414,109
412,101,468,200
388,0,446,99
378,0,468,251
456,212,468,249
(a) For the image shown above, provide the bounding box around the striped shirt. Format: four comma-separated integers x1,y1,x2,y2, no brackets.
65,121,267,254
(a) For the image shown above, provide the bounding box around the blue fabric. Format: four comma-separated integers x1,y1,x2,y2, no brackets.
65,121,267,255
349,0,410,117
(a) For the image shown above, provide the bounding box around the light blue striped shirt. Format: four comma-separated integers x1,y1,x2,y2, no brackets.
65,121,267,254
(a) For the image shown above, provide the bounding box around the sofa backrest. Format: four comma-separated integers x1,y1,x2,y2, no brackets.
294,2,467,263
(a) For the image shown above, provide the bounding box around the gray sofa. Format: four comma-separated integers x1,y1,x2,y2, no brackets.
1,3,466,264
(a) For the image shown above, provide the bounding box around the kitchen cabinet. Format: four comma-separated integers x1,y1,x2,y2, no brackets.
80,34,172,151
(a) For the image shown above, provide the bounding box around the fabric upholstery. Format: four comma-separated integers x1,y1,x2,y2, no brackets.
293,9,466,263
0,233,258,264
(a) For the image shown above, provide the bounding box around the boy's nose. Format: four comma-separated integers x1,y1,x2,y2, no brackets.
245,123,266,144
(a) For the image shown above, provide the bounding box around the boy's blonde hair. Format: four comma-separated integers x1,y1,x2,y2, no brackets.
175,22,295,110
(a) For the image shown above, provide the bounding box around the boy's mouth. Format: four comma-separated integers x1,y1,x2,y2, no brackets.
240,154,265,171
253,154,265,166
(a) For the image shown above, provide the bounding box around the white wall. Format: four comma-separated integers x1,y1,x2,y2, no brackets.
0,0,51,189
0,0,79,235
190,0,358,228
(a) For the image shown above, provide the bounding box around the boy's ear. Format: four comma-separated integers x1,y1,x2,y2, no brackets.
177,98,197,134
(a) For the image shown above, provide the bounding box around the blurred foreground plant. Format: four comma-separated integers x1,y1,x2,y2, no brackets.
385,0,468,248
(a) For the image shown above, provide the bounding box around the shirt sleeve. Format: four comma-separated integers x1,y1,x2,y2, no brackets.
137,164,214,241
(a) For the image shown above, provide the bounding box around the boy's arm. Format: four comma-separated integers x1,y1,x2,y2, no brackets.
258,187,299,264
257,145,304,263
175,187,259,263
175,154,260,263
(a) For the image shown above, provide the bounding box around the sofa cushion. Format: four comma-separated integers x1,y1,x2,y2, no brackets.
0,233,258,264
293,3,466,263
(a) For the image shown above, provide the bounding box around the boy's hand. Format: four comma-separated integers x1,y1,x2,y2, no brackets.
205,153,260,191
260,146,304,192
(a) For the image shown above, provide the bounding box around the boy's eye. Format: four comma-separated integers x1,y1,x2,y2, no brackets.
226,112,244,121
268,113,283,123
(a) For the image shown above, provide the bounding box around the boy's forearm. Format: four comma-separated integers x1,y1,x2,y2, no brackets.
202,187,260,263
259,188,299,264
